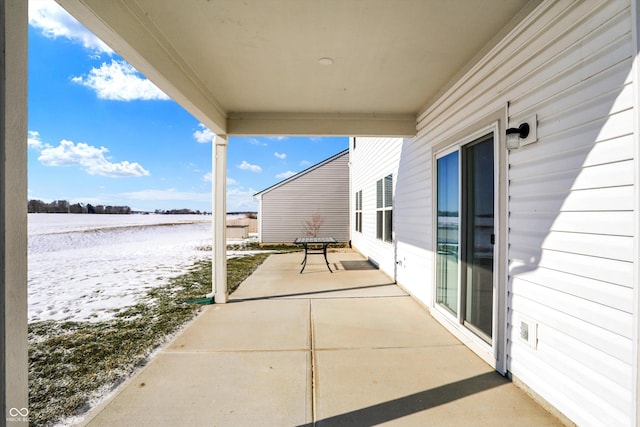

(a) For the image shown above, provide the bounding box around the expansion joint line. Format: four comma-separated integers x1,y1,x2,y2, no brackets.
309,299,317,425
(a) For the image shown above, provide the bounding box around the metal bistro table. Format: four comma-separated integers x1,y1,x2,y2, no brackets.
293,236,336,273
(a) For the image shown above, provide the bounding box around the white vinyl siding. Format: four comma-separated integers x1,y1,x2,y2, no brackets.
257,151,349,243
394,137,434,305
353,1,636,425
350,138,402,277
501,4,635,424
424,1,634,425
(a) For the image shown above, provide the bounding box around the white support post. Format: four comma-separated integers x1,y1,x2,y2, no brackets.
212,134,228,303
1,0,29,423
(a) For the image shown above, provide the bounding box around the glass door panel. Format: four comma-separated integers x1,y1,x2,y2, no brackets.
462,136,494,340
436,152,459,315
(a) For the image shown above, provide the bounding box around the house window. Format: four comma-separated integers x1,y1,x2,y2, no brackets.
355,190,362,233
376,174,393,243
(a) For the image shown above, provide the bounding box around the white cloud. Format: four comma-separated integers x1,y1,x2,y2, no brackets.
193,123,215,143
71,60,170,101
122,189,211,202
276,171,296,179
227,187,258,212
28,130,46,150
266,136,287,141
300,160,311,167
227,177,238,186
38,139,150,178
28,1,113,54
248,138,267,146
274,152,287,159
237,161,262,173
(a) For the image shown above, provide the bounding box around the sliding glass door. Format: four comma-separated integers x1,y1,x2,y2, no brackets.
436,151,459,315
462,135,494,340
436,133,495,343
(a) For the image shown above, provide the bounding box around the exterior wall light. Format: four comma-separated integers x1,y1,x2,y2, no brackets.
506,114,537,150
506,123,529,149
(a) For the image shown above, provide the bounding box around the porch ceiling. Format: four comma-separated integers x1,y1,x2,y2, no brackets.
57,0,536,136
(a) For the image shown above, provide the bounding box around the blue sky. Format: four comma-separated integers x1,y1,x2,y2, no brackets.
27,1,348,213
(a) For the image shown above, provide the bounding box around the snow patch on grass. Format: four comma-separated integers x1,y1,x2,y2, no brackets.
26,214,292,425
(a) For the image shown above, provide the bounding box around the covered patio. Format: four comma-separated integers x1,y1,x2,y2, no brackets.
0,0,546,413
80,250,563,426
4,1,639,424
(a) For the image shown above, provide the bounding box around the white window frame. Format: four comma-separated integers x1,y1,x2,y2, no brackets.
376,174,393,243
355,190,363,233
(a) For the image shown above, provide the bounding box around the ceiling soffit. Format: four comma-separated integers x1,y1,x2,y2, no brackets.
58,0,534,136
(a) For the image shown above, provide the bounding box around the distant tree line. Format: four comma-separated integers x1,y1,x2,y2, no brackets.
153,208,206,215
28,199,210,215
28,199,131,214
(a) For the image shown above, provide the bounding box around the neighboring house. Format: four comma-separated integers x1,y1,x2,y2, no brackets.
255,149,349,243
350,2,638,425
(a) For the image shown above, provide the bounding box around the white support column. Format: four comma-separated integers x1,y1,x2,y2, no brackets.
1,0,29,424
212,134,228,303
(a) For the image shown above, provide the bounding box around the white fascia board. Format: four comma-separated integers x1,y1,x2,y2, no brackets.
227,112,416,137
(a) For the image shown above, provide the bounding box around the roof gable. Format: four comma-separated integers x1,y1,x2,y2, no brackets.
254,149,349,196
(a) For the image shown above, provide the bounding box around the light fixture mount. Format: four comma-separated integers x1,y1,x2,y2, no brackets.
506,115,537,150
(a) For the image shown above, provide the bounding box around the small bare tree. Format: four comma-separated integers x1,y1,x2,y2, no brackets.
302,213,325,237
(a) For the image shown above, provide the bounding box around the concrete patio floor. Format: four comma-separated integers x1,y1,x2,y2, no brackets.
82,250,566,426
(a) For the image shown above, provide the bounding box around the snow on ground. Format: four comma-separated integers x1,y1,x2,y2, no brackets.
28,214,217,323
28,212,211,234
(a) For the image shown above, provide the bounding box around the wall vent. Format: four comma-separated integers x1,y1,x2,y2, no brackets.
520,321,530,341
518,315,538,349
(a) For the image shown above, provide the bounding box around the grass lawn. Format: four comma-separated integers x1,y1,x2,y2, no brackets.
28,252,275,426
